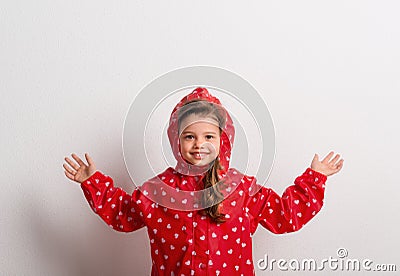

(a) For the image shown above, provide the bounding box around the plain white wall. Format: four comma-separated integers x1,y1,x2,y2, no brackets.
1,1,399,275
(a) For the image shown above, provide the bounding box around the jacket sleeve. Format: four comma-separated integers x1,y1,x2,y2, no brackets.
247,168,327,234
80,171,147,232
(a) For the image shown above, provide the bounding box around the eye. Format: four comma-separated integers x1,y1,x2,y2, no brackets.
206,135,214,139
184,135,194,140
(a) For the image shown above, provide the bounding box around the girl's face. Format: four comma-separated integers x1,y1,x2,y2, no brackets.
179,113,221,166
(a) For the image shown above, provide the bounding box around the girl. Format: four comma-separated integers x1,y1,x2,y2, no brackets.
63,87,344,276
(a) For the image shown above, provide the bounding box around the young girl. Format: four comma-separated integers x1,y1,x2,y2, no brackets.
63,87,344,276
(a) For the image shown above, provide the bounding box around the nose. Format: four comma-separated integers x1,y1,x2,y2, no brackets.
194,137,205,149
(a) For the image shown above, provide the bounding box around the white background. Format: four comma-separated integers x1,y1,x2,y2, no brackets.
1,1,399,275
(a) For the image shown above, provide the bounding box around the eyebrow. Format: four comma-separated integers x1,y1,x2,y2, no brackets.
181,131,218,135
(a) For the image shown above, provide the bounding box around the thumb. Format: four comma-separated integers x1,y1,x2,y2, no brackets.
311,154,319,169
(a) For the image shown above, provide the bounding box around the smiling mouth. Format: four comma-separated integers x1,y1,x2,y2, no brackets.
191,152,210,159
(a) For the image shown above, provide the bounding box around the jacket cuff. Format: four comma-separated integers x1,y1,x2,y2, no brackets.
80,171,105,187
304,168,327,186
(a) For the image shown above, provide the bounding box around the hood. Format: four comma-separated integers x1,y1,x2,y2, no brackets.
167,87,235,177
138,87,251,210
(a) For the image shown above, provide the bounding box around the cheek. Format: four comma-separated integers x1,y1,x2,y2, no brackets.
178,138,184,153
213,139,221,154
179,140,190,153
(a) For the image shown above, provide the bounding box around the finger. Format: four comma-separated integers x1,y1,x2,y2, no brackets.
64,170,75,181
85,153,94,166
322,151,335,163
329,154,340,165
65,156,80,171
72,153,86,167
312,153,318,163
335,160,344,171
63,163,76,175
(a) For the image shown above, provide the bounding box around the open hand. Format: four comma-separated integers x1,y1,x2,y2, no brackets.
311,151,344,177
63,153,97,184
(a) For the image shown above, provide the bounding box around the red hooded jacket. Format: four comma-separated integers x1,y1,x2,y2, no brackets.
80,87,328,275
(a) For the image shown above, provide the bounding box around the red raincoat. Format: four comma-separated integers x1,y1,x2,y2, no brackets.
80,87,328,275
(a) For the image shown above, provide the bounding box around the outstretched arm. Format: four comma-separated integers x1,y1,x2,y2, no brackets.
247,151,343,234
80,171,146,232
63,153,146,232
